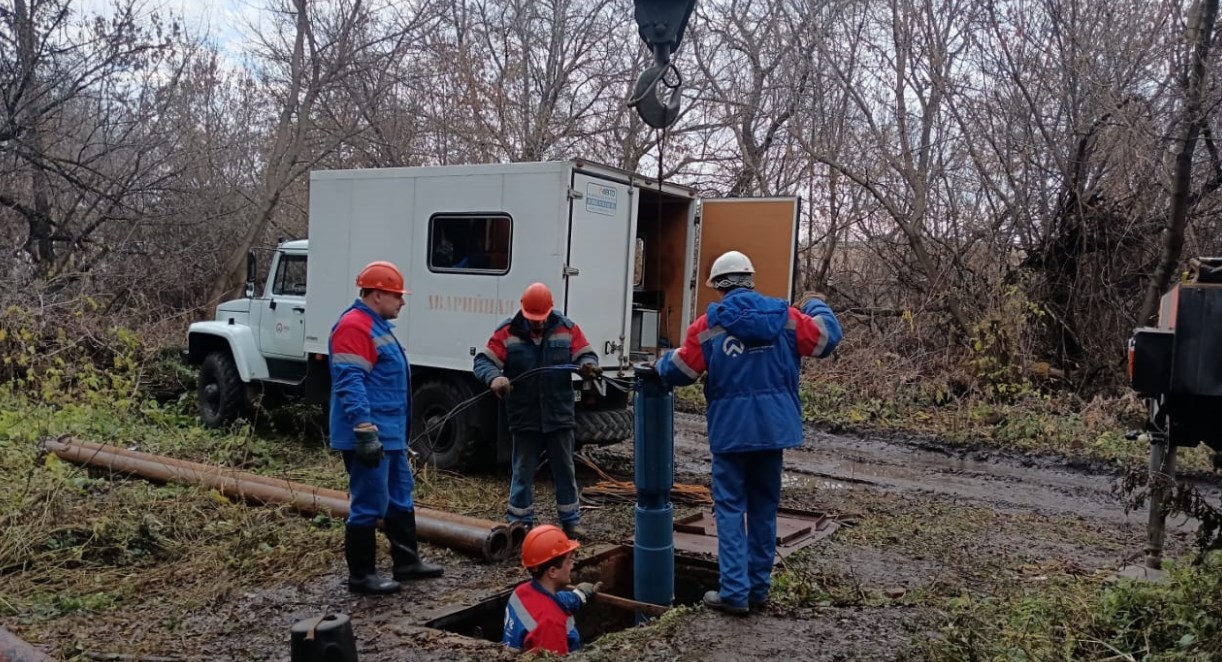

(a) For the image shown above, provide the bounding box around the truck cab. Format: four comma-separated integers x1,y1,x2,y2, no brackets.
184,241,314,421
184,159,802,471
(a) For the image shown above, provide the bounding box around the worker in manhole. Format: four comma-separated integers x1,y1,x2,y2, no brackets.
655,250,842,615
329,261,444,595
474,282,601,540
503,524,601,654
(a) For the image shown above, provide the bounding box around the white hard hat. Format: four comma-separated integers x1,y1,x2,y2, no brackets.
705,250,755,287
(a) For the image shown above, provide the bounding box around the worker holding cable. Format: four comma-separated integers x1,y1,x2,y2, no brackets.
329,260,443,595
655,250,842,615
473,282,601,540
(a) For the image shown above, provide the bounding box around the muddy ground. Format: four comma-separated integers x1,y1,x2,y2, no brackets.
16,413,1222,661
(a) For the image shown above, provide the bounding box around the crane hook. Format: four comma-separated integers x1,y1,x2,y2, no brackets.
628,61,683,129
628,0,696,129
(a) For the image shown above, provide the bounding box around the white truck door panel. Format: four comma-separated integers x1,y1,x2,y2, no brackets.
260,252,308,360
691,197,800,327
564,173,636,367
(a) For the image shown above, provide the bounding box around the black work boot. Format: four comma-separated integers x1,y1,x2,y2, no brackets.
386,511,444,581
345,525,401,595
562,523,588,541
703,590,749,616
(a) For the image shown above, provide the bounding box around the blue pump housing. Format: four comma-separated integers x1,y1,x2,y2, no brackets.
632,363,675,620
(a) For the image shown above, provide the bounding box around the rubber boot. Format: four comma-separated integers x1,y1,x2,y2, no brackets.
386,511,444,581
703,590,749,616
345,525,400,595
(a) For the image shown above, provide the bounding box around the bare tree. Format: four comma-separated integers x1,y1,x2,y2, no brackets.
306,0,444,169
791,0,979,338
690,0,817,196
2,0,179,276
427,0,625,163
945,0,1211,381
207,0,398,303
1140,0,1222,324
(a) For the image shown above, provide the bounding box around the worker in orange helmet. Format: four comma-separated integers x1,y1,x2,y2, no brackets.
473,282,601,539
329,261,443,595
502,525,601,655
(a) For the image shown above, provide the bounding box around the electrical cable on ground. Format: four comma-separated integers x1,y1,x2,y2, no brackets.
576,453,712,506
409,369,712,508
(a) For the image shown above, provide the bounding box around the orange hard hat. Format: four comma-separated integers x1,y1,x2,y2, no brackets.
520,524,580,569
355,261,409,295
520,282,553,321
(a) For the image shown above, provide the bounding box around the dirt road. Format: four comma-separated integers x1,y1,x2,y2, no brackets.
672,412,1220,525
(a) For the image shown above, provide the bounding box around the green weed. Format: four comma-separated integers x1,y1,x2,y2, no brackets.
926,552,1222,660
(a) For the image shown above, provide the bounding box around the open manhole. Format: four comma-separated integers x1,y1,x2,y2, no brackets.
422,544,718,645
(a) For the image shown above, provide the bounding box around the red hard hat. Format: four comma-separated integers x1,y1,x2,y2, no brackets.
521,524,580,569
355,261,409,295
520,282,553,321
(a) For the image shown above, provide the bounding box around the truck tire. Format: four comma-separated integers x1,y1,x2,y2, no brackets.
411,377,489,471
198,351,247,428
575,407,633,447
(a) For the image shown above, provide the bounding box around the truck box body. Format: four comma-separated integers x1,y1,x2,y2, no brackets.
303,160,752,374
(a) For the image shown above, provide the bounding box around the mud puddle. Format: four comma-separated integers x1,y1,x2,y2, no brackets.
782,471,852,492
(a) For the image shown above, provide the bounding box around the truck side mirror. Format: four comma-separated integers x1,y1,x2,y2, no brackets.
245,251,257,298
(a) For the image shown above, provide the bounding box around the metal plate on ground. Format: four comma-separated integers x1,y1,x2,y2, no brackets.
638,507,839,563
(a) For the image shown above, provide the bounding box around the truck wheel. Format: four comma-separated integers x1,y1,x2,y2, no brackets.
575,407,633,447
411,377,488,471
198,351,247,428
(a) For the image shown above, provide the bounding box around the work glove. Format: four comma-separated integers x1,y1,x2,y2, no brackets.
574,581,602,603
795,290,828,310
578,363,602,380
490,376,512,397
353,424,384,468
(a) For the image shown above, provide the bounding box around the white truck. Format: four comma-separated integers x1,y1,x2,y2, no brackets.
183,159,801,470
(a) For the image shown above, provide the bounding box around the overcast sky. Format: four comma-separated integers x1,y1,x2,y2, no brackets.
75,0,265,61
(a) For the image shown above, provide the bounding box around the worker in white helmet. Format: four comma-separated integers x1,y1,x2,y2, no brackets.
655,250,842,615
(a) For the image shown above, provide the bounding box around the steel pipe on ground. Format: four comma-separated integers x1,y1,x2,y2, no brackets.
56,438,517,541
43,438,512,563
507,521,527,551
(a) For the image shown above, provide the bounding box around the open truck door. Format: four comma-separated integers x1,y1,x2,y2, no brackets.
693,197,801,320
563,172,637,370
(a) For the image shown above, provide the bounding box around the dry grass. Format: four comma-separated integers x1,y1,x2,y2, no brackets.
0,399,342,637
